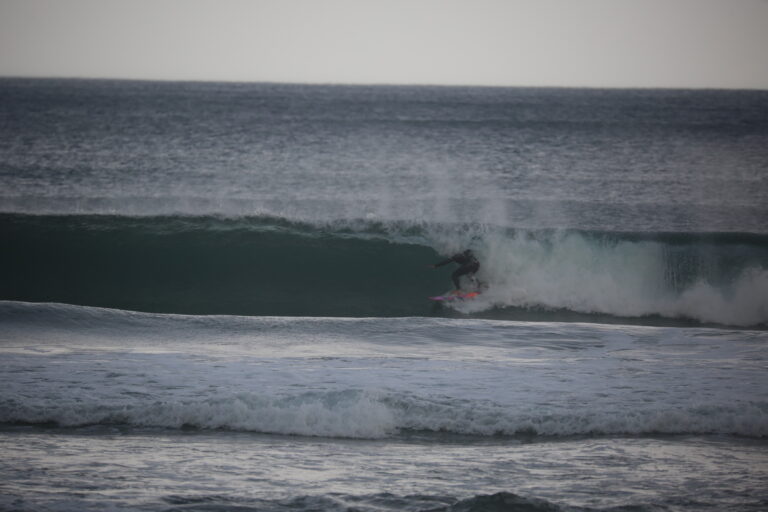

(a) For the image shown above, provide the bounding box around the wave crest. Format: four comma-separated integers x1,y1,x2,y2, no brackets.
3,389,766,439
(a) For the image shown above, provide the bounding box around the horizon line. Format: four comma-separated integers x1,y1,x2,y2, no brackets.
2,74,768,93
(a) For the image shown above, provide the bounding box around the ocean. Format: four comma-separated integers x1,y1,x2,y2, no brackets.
0,78,767,511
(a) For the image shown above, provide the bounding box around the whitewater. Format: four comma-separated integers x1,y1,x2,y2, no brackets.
1,79,767,511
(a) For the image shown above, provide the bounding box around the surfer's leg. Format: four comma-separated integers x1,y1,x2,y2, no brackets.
451,271,462,290
452,262,479,290
451,264,477,290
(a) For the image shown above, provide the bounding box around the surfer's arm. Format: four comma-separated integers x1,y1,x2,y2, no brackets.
432,258,455,268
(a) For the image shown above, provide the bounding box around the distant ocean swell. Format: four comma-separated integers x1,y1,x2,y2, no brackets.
2,388,766,439
161,491,565,512
2,213,767,326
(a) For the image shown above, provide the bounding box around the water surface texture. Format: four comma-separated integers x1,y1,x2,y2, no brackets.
1,79,767,511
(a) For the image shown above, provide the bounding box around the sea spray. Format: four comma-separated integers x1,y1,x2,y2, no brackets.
451,228,768,326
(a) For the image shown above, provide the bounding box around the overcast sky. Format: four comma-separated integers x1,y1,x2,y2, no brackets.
1,0,767,89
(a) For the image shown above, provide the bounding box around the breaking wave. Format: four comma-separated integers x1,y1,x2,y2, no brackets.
1,213,767,326
3,388,766,439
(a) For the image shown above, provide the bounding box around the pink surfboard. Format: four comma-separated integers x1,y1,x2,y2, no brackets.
428,292,479,301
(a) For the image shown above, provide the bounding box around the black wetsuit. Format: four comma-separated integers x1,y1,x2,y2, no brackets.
434,251,480,290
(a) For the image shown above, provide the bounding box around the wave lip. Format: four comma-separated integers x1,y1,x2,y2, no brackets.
3,390,766,439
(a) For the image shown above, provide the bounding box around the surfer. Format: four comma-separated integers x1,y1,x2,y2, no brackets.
430,249,480,292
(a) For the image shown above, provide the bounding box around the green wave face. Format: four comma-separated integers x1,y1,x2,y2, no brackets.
0,213,447,317
2,213,767,326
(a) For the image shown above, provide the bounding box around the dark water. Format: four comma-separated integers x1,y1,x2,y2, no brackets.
2,79,767,233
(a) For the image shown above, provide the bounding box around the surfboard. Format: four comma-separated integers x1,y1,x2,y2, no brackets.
428,292,480,301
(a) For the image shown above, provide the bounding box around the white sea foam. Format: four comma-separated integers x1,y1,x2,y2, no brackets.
2,391,398,438
2,301,766,441
432,229,768,327
3,390,766,439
